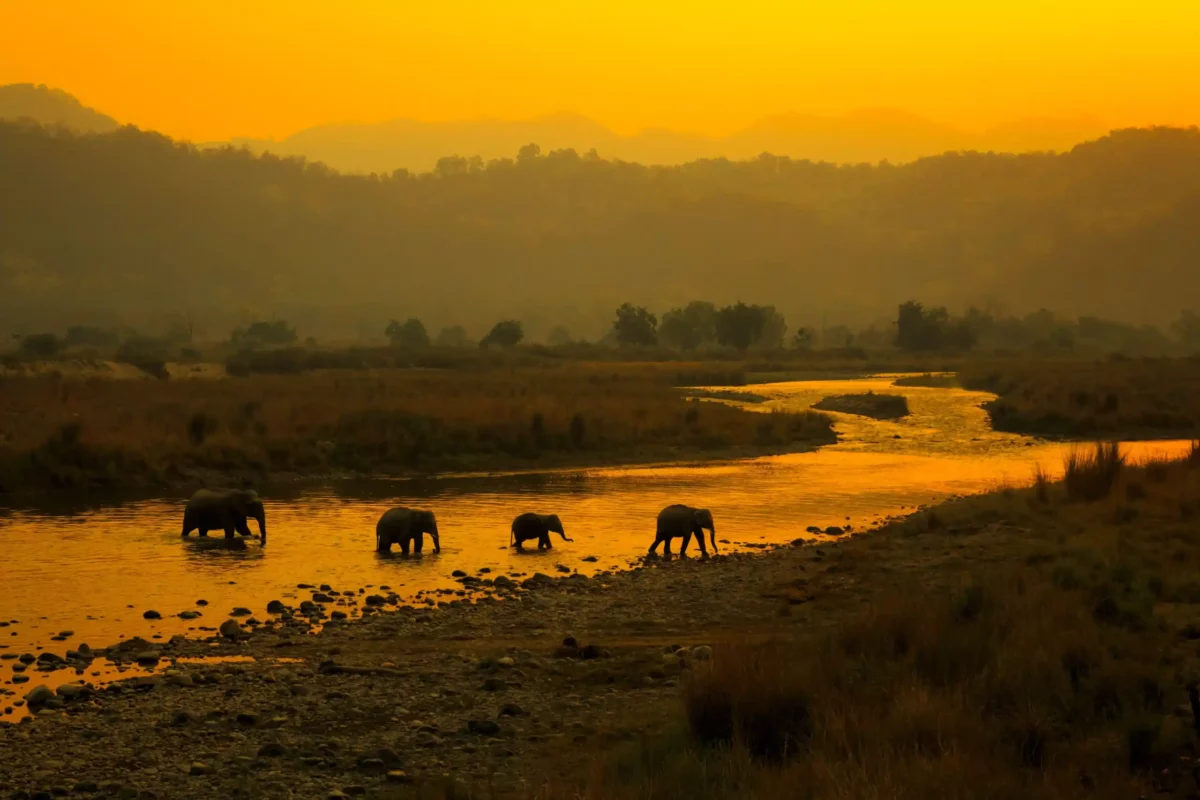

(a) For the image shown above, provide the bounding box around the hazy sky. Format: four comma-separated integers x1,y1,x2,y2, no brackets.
3,1,1198,141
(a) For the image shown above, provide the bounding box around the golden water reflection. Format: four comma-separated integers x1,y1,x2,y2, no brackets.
0,376,1192,685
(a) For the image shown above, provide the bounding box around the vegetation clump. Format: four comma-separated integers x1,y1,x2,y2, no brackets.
813,391,910,419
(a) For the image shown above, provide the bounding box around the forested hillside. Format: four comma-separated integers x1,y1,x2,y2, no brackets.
2,120,1199,341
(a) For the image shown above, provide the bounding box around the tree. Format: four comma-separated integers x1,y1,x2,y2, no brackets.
231,320,297,348
480,320,523,349
714,303,769,352
612,303,658,346
755,306,787,349
791,327,813,349
659,301,716,351
517,143,542,163
895,301,975,352
434,325,469,347
385,318,430,348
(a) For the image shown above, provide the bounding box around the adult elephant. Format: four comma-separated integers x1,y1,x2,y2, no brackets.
649,504,716,557
376,507,440,555
510,513,571,551
182,489,266,543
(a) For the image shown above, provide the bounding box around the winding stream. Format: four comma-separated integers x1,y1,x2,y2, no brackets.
0,375,1191,692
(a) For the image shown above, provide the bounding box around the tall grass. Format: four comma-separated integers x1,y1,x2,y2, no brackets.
0,366,835,490
960,359,1200,437
1063,442,1125,502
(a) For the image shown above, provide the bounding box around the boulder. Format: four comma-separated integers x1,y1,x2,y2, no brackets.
24,685,54,708
266,600,286,614
219,619,243,640
143,610,162,620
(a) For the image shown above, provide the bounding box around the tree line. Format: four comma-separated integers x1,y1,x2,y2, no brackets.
3,120,1200,342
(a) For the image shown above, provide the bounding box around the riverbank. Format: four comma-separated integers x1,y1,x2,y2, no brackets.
0,366,835,495
960,358,1200,439
4,445,1200,798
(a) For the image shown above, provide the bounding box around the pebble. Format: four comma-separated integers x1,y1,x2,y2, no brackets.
218,620,243,639
142,610,161,620
266,600,286,614
188,762,215,776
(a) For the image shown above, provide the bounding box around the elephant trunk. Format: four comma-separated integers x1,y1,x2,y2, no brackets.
429,523,441,553
709,525,718,553
254,508,267,542
557,529,572,543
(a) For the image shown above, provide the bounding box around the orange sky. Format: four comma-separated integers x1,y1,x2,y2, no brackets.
2,0,1198,141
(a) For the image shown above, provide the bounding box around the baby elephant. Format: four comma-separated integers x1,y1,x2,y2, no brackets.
649,504,716,557
511,513,571,551
182,488,266,543
376,507,440,555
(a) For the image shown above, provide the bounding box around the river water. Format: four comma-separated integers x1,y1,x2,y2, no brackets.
0,375,1192,683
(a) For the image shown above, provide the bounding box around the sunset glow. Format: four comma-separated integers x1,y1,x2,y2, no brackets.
3,0,1199,141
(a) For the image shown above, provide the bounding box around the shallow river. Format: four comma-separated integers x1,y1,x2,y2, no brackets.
0,375,1191,687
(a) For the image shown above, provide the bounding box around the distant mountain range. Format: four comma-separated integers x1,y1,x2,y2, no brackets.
0,83,1116,173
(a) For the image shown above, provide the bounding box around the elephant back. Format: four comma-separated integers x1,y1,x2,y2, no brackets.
657,503,694,522
378,507,413,532
511,512,543,533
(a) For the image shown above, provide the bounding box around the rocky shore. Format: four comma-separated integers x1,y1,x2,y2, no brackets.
0,534,845,800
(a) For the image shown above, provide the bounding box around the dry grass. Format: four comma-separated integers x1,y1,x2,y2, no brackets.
1063,441,1126,501
526,447,1200,800
961,358,1200,437
0,364,834,491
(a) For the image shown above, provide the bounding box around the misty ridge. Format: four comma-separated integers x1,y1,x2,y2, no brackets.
2,84,1200,347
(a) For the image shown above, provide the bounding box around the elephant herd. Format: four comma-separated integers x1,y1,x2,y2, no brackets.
181,489,718,557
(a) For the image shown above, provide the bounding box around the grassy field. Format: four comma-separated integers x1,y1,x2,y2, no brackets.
530,442,1200,799
961,358,1200,438
0,363,834,493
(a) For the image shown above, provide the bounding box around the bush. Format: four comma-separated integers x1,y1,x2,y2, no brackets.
19,333,62,358
480,320,523,349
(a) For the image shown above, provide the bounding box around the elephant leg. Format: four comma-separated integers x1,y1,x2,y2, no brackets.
648,535,662,555
680,531,692,555
235,519,252,537
224,525,235,539
413,534,424,554
376,532,389,553
695,528,709,557
198,527,209,538
399,537,411,556
662,535,673,557
515,537,526,552
540,532,552,549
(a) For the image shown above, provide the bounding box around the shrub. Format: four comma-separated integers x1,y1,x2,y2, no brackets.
19,333,62,358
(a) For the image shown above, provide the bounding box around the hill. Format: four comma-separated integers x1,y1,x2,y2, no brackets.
228,109,1109,174
1,121,1198,341
0,84,119,133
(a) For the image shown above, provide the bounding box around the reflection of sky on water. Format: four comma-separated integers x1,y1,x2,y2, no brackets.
0,376,1192,671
